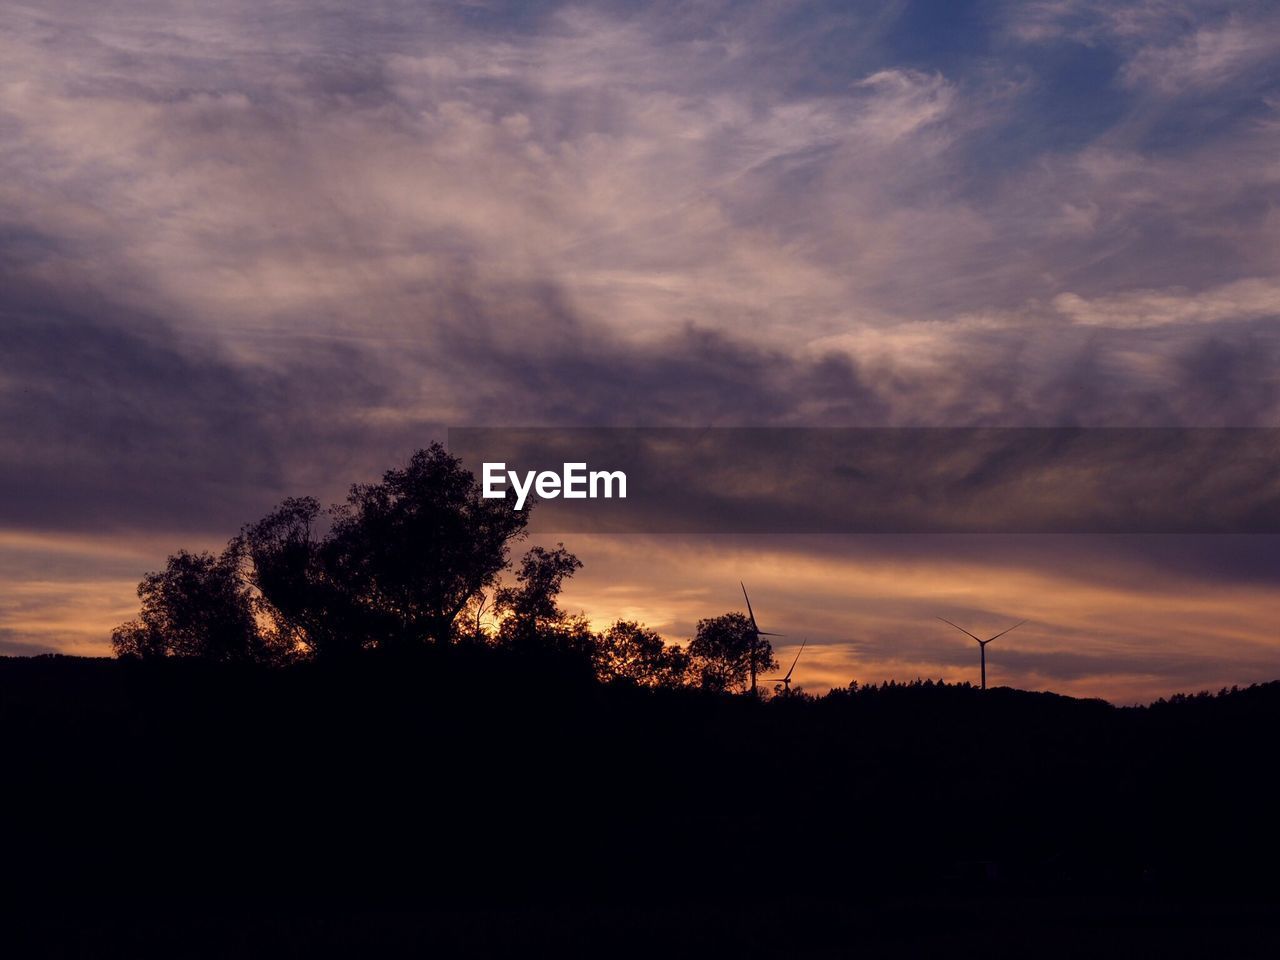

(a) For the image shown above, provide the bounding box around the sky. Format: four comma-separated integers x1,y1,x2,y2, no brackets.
2,0,1278,702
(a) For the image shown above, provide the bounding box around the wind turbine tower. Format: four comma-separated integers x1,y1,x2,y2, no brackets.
937,617,1027,690
764,639,807,694
741,582,781,696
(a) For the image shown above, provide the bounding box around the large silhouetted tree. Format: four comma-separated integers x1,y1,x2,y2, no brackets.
320,443,528,649
688,612,777,693
595,620,689,688
116,444,531,661
111,543,285,663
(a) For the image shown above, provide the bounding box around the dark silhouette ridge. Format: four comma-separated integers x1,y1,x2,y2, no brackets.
4,653,1280,953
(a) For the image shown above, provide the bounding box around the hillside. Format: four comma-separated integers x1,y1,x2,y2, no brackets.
4,653,1279,891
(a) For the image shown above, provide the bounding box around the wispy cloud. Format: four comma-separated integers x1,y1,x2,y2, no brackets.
2,1,1279,696
1052,277,1280,328
1121,16,1280,94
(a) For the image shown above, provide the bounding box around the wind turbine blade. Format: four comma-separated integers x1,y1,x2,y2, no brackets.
785,639,807,680
986,620,1028,643
757,630,783,637
740,582,760,631
937,617,982,643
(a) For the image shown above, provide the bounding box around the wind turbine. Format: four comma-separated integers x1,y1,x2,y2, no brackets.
741,582,782,696
764,639,806,695
937,617,1027,690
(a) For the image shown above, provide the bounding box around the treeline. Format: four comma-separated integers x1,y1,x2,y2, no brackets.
112,444,777,692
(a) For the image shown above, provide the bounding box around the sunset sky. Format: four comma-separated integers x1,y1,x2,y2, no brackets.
2,1,1279,702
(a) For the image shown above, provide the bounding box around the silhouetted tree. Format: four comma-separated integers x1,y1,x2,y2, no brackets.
111,543,284,663
541,613,600,664
496,544,588,657
322,444,528,649
116,445,532,661
595,620,689,688
239,496,369,658
688,612,777,693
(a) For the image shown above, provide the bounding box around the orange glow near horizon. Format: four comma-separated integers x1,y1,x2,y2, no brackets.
559,534,1280,705
3,528,1276,706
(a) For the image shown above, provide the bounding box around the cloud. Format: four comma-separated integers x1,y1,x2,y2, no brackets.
2,1,1280,696
0,629,57,657
1005,1,1239,47
3,1,1277,394
0,276,399,535
1005,2,1280,104
1052,278,1280,327
1121,16,1280,94
0,3,959,354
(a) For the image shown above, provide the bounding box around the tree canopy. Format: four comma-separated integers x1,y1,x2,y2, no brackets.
112,444,783,696
688,612,778,693
116,444,528,662
595,620,690,688
112,544,287,664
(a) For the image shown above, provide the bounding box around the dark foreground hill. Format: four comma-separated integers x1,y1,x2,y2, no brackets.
3,651,1280,956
